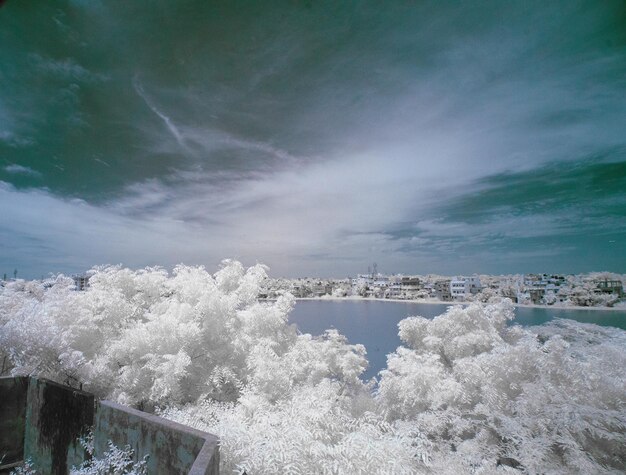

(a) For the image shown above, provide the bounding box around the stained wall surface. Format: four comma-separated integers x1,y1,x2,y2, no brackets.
0,377,219,475
23,378,94,475
0,376,28,470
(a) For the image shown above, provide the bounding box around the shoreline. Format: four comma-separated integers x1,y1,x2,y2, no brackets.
269,295,626,312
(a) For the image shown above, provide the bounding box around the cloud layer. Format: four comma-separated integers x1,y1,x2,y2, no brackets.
1,1,625,277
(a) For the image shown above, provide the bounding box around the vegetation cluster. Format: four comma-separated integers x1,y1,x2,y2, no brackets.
1,261,625,474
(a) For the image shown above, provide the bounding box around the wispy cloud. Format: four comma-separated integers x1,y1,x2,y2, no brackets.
133,75,187,150
3,164,41,177
28,53,107,83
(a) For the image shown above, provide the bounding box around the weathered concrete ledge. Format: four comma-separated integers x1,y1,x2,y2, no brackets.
0,377,219,474
95,400,219,475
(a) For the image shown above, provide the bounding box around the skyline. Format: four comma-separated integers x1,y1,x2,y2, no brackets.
1,1,625,279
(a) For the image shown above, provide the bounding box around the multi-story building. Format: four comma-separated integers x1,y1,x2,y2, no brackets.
450,279,468,300
449,275,482,300
72,274,90,291
519,273,566,304
399,276,421,298
596,280,624,298
434,279,452,301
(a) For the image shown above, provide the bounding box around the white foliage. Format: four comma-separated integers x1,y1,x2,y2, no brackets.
377,299,626,473
71,432,148,475
10,459,37,475
163,380,424,475
2,265,626,474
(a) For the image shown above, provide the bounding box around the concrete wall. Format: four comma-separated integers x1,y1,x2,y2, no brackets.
94,401,219,475
23,378,94,475
0,377,219,474
0,376,28,471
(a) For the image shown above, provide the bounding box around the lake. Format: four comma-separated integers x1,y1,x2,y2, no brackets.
288,299,626,380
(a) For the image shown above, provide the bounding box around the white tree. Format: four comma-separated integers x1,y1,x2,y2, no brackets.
377,300,626,473
2,264,625,474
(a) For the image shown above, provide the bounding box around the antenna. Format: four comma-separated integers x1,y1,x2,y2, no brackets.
373,262,378,276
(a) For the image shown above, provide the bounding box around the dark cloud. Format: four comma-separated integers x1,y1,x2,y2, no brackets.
387,157,626,273
441,154,626,224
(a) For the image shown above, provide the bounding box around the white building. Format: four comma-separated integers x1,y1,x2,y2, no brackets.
450,275,482,300
450,279,468,299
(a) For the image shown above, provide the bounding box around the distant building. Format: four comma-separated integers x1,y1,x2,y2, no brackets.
378,276,418,299
528,288,545,305
311,281,332,297
450,275,482,300
434,279,452,301
351,274,374,296
520,273,567,304
352,274,374,287
399,276,421,297
524,273,565,289
72,274,90,291
450,279,467,300
372,276,390,290
423,283,436,298
596,280,624,298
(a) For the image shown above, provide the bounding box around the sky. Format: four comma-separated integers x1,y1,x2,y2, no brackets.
1,0,625,279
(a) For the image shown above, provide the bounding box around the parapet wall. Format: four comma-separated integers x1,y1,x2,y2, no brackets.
0,377,219,475
95,401,219,475
23,378,94,474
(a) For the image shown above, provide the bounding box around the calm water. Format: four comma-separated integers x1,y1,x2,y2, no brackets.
288,300,626,380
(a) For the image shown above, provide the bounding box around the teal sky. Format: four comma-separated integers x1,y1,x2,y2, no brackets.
1,1,625,278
